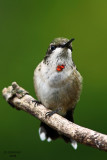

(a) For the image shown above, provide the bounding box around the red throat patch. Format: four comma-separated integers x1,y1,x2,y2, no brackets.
56,64,65,72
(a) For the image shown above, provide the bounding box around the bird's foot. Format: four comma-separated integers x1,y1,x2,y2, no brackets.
32,99,42,106
45,110,57,118
45,107,62,118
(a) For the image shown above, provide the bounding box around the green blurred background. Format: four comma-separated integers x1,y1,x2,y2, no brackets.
0,0,107,159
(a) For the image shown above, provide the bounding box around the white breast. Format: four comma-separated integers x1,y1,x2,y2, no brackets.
34,60,82,116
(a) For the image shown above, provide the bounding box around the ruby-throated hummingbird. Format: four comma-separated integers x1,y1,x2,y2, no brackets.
34,37,82,149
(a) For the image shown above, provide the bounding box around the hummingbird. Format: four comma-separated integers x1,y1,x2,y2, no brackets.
33,37,82,149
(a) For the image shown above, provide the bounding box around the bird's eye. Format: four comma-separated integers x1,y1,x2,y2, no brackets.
51,45,56,51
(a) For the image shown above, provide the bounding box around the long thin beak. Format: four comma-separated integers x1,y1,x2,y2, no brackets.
62,38,75,48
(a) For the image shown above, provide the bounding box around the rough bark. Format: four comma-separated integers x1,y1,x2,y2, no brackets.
2,82,107,151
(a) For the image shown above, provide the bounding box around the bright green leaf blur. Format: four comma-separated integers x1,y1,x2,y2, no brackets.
0,0,107,159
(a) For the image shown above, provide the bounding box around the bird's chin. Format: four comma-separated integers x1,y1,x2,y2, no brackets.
61,48,72,58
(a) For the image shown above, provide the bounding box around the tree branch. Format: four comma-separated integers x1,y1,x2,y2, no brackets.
2,82,107,151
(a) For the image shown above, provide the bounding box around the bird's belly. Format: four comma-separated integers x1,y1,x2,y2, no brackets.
35,76,80,116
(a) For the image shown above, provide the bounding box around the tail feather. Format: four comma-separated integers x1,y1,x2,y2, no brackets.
39,122,59,142
39,125,47,141
65,110,78,149
38,110,78,149
71,140,78,150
